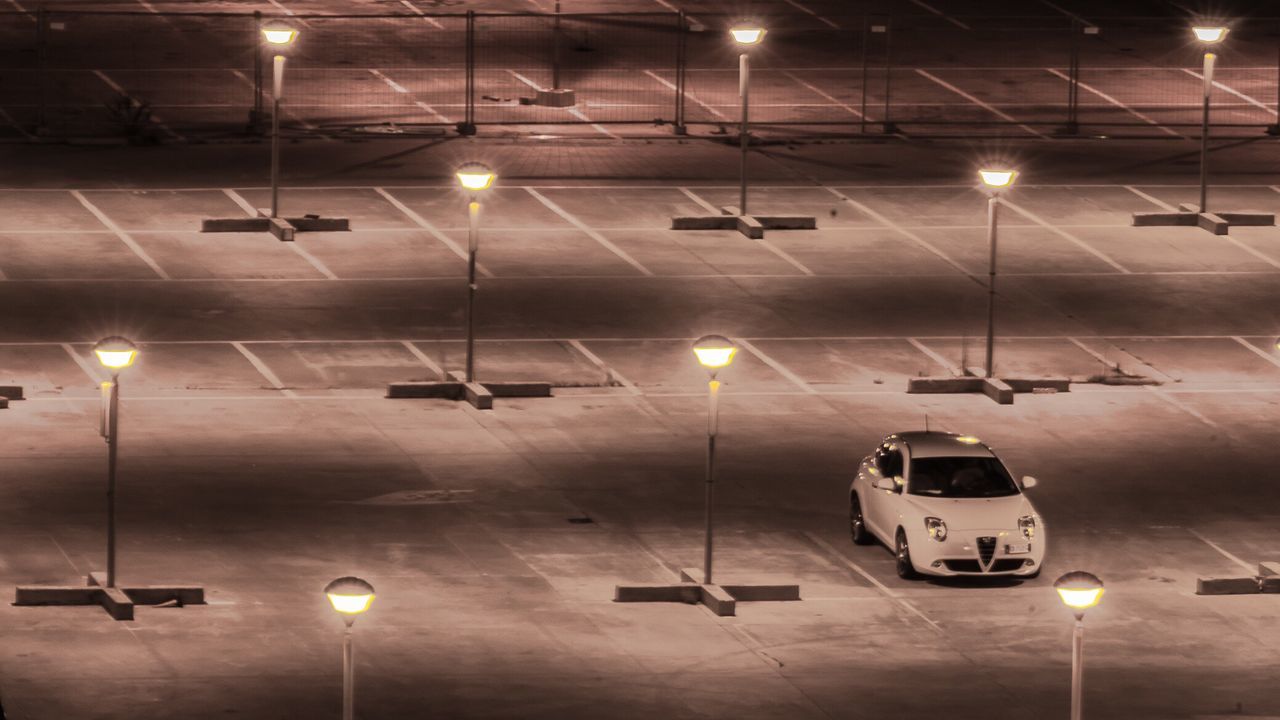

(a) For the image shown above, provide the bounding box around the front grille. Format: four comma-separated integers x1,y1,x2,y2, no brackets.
991,559,1025,573
943,560,982,573
977,537,997,566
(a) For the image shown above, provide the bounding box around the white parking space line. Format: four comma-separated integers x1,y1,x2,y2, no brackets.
220,189,337,279
679,188,814,275
222,188,259,216
736,338,816,394
644,70,727,120
781,0,839,29
805,532,944,635
373,187,492,277
524,188,654,276
1181,68,1273,113
400,340,446,379
232,341,297,398
1038,0,1090,25
5,0,33,19
915,70,1045,138
824,188,969,276
1187,529,1256,575
71,191,169,280
398,0,445,29
266,0,311,26
568,339,639,394
91,70,184,142
1046,68,1183,138
907,338,961,377
506,70,616,138
228,70,329,137
1232,336,1280,370
1124,185,1177,211
782,70,862,118
1144,385,1220,429
369,69,451,123
61,343,104,383
907,0,970,30
997,198,1131,274
0,106,34,140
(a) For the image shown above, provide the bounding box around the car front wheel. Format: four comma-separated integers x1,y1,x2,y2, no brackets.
850,495,873,546
895,530,919,579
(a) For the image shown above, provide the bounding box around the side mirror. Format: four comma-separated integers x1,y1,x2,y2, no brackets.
1021,476,1038,489
874,477,898,492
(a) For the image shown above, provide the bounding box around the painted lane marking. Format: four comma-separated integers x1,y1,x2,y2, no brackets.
568,339,639,394
1232,336,1280,371
524,188,654,276
369,69,451,123
506,70,616,137
1181,68,1272,113
61,343,104,383
0,106,34,140
679,187,720,214
782,70,862,118
232,341,296,398
1187,529,1256,574
781,0,839,29
644,70,727,120
736,338,816,393
1046,68,1183,138
400,339,446,379
70,191,169,279
398,0,445,29
824,188,970,276
915,69,1046,138
997,198,1131,274
373,187,492,277
679,187,814,275
92,70,184,142
1038,0,1090,25
221,188,338,280
228,69,326,135
908,0,970,30
805,532,943,635
1144,385,1219,429
907,338,962,377
1124,185,1177,211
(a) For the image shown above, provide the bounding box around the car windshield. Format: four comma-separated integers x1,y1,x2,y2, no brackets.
907,456,1020,498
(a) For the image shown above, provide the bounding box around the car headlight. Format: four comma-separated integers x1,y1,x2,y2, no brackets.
924,517,947,542
1018,515,1036,540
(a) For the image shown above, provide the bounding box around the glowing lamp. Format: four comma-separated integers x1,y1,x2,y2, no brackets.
325,576,376,617
262,24,299,46
1191,26,1228,43
456,163,496,192
93,336,138,371
1054,571,1104,612
955,435,981,445
693,335,737,372
729,26,766,45
979,169,1017,189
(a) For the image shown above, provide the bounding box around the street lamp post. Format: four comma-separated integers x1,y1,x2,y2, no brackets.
1192,26,1228,213
455,163,496,384
729,25,765,217
92,336,139,589
1055,571,1105,720
692,335,737,585
978,168,1017,379
325,576,376,720
262,23,298,220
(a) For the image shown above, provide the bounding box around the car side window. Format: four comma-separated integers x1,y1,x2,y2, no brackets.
884,449,904,478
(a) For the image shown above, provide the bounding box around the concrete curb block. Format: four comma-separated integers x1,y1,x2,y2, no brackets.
1004,378,1070,393
700,584,736,616
672,216,737,230
1132,211,1196,227
981,377,1014,404
1196,212,1228,235
1195,577,1260,595
386,382,463,399
755,215,818,230
735,214,764,239
1261,577,1280,593
89,572,204,605
906,377,984,394
266,216,296,241
463,381,494,410
613,584,700,603
1259,562,1280,577
0,398,7,410
1219,212,1275,226
0,386,24,400
201,217,268,232
484,382,553,398
722,584,802,601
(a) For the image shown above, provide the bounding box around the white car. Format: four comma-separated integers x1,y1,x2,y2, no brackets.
849,431,1045,579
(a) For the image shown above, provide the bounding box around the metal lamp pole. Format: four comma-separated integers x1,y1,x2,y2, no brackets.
105,371,120,588
465,196,480,383
271,54,286,219
703,375,720,584
342,616,356,720
1198,48,1215,213
738,51,750,216
984,193,1000,379
1070,611,1085,720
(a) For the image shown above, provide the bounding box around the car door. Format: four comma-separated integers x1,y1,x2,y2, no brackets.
867,442,904,540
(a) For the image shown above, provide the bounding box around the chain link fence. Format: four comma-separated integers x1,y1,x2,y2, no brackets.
0,8,1276,140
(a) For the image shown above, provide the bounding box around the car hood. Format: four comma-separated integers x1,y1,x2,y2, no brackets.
903,494,1034,530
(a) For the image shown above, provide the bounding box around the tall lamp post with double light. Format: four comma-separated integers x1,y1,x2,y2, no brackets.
262,23,298,220
729,24,765,217
93,337,138,589
1055,571,1105,720
692,335,737,584
456,163,496,384
1191,26,1228,214
978,168,1017,379
325,576,376,720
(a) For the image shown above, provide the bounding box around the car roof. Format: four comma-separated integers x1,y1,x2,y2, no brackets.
888,431,996,459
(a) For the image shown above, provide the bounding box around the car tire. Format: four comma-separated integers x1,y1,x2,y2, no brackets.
849,495,873,546
895,529,919,580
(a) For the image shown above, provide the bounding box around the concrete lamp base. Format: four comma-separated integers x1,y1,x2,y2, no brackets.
387,371,552,410
1132,203,1274,235
201,209,351,242
535,88,576,107
672,205,816,240
0,385,22,409
15,572,205,621
614,567,800,617
907,367,1071,405
1196,561,1280,595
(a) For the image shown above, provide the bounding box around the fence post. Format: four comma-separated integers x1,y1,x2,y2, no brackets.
552,0,561,90
674,10,686,134
1063,18,1080,134
458,10,476,135
859,14,869,133
881,15,895,134
36,4,47,136
1270,26,1280,134
249,11,265,133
